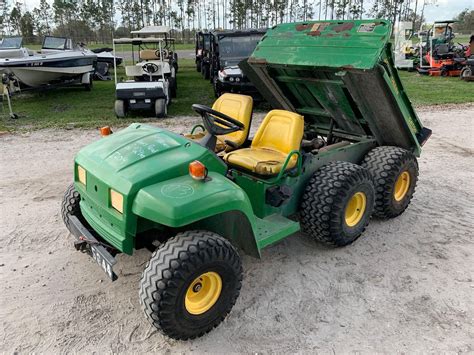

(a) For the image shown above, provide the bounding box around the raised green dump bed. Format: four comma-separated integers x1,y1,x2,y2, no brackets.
242,19,431,156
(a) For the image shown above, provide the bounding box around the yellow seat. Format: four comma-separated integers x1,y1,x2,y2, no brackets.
187,93,253,152
224,110,304,176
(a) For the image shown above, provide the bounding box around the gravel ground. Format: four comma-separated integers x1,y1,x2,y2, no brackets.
0,104,473,353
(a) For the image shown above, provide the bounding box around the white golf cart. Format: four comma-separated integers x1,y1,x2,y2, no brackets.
113,35,174,118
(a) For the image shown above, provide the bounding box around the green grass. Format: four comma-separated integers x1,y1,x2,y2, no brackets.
0,58,214,131
1,59,473,132
398,70,474,106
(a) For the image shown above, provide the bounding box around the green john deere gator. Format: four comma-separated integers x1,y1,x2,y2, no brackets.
62,19,431,340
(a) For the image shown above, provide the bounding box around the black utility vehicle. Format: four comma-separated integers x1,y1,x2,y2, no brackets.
195,31,211,75
209,29,267,98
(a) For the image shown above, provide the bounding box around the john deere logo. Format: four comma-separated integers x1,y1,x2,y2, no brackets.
161,184,194,198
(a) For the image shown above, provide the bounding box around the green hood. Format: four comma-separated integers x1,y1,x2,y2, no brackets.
75,123,226,193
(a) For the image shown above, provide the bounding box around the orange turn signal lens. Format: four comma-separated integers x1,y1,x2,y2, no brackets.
189,160,207,180
100,126,112,136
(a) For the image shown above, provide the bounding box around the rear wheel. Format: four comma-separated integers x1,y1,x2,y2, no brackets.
300,161,375,246
154,98,166,118
202,64,210,80
139,230,243,340
114,99,126,118
361,146,418,218
196,61,202,72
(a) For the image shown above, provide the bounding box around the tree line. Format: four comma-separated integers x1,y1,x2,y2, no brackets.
0,0,472,44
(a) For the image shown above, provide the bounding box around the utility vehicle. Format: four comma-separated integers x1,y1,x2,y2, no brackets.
208,29,266,98
195,31,211,73
112,33,173,118
62,20,431,340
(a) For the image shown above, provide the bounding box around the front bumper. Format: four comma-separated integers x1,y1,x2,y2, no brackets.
217,80,258,93
68,214,118,281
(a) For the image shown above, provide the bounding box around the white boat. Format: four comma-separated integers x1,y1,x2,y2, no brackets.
0,36,96,89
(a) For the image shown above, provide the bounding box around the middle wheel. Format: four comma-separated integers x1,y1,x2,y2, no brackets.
300,161,375,246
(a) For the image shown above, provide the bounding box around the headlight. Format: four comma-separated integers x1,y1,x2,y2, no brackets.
235,77,241,82
229,77,234,82
77,165,87,185
110,189,124,213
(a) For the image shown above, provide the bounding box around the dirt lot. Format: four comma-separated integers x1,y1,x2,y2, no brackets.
1,105,473,353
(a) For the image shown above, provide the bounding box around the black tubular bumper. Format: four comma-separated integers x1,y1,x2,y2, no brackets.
69,215,118,281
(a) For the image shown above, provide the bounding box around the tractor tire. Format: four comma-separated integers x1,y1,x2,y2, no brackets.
61,183,83,233
139,230,243,340
114,99,126,118
300,161,375,247
154,99,167,118
361,146,418,219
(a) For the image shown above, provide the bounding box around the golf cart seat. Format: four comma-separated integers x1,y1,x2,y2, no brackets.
224,110,304,176
187,93,253,152
125,62,171,77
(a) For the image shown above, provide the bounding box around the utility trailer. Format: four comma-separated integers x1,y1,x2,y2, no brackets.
62,19,431,340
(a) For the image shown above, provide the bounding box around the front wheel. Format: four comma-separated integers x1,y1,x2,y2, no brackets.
460,67,472,80
61,183,82,233
114,99,126,118
154,98,167,118
139,230,243,340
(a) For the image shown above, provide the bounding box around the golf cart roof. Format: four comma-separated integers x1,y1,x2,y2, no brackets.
434,20,457,24
241,19,429,156
114,37,165,44
131,26,171,35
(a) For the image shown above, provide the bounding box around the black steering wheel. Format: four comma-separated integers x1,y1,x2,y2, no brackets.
192,104,244,136
142,63,160,74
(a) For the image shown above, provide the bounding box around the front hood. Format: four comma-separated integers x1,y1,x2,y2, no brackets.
75,123,225,192
222,66,243,76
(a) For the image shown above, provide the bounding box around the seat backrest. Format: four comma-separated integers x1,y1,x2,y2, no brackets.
213,93,253,147
251,109,304,154
140,49,159,60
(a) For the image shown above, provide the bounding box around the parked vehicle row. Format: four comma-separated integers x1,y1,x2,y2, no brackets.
195,29,267,99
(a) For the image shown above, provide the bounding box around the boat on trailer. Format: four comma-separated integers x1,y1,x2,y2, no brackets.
0,36,96,90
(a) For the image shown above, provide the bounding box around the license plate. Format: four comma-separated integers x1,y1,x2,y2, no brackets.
90,245,116,280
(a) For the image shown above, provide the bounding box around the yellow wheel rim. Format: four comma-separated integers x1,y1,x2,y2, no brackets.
393,171,410,201
345,192,367,227
185,271,222,315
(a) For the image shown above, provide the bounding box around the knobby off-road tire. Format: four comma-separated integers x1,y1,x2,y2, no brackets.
61,183,82,233
300,161,375,247
361,146,418,219
139,230,243,340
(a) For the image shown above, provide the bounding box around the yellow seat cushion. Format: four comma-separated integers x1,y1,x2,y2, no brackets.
186,93,253,152
224,109,304,175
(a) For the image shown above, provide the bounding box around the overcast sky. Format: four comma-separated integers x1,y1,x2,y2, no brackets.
21,0,474,25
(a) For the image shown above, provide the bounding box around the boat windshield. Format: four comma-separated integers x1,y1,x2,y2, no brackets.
0,36,23,49
218,34,263,66
42,36,68,50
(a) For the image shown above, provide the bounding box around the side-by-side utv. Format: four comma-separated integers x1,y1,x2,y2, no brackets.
208,29,267,98
62,20,431,340
195,31,211,73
